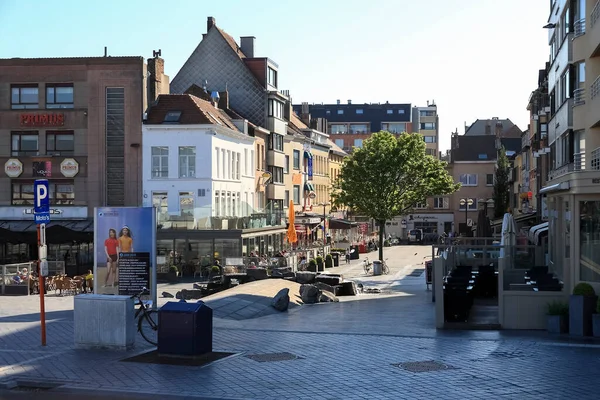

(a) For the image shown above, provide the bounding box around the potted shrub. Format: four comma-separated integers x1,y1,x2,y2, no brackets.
569,282,597,336
546,300,569,334
308,259,317,272
209,265,221,279
316,256,324,272
167,265,179,283
593,297,600,338
325,254,334,268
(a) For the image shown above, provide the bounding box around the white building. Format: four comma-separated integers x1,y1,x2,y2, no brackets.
142,94,256,230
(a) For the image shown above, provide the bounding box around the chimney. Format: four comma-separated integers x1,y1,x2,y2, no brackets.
207,17,216,32
347,99,351,104
485,122,491,135
147,55,166,107
336,99,340,105
218,90,229,110
240,36,255,58
210,91,220,108
495,121,503,138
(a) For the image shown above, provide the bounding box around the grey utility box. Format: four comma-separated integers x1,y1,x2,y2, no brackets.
158,301,213,356
74,294,135,350
372,260,382,276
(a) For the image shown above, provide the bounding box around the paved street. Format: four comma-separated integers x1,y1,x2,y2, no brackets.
1,245,600,399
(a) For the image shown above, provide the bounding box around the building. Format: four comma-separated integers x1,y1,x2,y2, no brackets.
170,17,289,213
0,55,168,270
293,100,413,153
539,0,600,293
412,101,440,157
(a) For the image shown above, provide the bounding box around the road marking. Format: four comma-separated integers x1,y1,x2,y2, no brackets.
0,353,57,373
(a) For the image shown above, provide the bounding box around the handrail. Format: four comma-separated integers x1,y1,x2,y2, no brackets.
591,76,600,100
591,0,600,28
574,18,586,37
573,87,586,106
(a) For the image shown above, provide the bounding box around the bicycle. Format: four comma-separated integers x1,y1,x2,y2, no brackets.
381,258,390,275
362,257,372,274
131,287,158,346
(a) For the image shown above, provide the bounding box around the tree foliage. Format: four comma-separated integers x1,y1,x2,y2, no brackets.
493,145,511,218
332,131,460,260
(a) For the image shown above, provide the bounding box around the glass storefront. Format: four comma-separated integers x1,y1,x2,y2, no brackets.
548,198,560,279
579,201,600,283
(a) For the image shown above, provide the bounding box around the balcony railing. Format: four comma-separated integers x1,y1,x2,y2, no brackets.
521,134,530,150
548,163,574,180
574,18,586,37
592,76,600,100
573,88,586,106
591,148,600,170
592,1,600,28
574,152,586,171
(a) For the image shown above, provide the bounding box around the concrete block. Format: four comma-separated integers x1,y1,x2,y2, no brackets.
74,294,135,350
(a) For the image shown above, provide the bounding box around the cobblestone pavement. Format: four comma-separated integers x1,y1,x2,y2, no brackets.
1,245,600,399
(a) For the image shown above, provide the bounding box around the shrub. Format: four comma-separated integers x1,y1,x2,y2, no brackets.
316,256,324,264
325,254,333,261
331,248,346,253
210,265,221,273
168,265,178,274
573,282,596,296
308,259,317,267
547,301,569,316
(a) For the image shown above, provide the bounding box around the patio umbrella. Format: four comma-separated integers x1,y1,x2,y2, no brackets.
286,199,297,244
499,212,516,259
475,209,492,245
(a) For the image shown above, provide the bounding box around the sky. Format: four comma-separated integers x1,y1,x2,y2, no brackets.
0,0,549,152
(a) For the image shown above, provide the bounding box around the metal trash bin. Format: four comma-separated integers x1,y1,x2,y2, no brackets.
372,260,382,276
158,301,213,356
331,252,340,267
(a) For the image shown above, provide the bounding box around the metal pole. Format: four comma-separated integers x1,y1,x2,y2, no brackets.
38,224,46,346
464,200,468,236
322,204,326,257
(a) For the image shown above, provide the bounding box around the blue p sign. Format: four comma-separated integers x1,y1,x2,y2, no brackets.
34,179,50,224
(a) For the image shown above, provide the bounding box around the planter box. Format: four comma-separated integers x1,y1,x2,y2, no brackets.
569,295,598,337
593,314,600,338
547,315,568,334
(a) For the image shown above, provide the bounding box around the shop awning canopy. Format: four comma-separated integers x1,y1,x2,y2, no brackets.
528,222,548,244
328,218,358,230
304,182,315,192
0,219,94,244
304,151,312,159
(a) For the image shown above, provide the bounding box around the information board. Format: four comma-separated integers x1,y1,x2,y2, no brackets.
118,252,150,296
425,260,433,285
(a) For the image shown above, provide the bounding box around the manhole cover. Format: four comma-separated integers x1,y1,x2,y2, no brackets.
393,360,455,373
245,352,303,362
408,269,424,277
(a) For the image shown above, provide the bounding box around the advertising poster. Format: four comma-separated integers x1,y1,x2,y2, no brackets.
94,207,156,302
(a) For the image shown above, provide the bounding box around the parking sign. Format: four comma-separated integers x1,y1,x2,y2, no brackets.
34,179,50,224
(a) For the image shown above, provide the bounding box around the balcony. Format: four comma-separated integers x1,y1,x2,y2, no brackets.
592,76,600,128
574,152,586,171
548,163,574,181
574,18,586,38
573,88,586,107
266,183,286,200
591,147,600,170
266,117,287,135
521,134,530,150
266,149,285,167
573,87,587,130
591,1,600,57
156,206,284,231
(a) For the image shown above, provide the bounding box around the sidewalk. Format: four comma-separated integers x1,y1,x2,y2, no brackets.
1,245,600,399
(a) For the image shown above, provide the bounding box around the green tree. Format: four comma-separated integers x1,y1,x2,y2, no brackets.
493,145,511,218
332,131,460,261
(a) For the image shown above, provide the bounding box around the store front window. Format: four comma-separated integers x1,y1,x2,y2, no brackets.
548,199,559,279
214,239,241,265
579,201,600,282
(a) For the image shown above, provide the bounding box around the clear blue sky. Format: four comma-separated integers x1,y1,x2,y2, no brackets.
0,0,549,151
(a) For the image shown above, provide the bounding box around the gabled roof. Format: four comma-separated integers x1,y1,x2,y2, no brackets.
146,94,238,131
464,118,520,136
328,140,347,156
451,134,522,162
215,27,246,59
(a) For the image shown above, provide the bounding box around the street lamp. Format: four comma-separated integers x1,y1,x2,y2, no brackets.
318,202,330,256
459,198,474,235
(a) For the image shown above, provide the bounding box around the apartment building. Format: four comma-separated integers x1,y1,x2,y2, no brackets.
170,17,289,213
540,0,600,293
411,101,440,157
0,55,168,269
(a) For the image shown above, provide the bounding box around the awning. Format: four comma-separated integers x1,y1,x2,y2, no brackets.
539,181,570,194
328,218,358,230
304,182,315,192
304,151,312,159
528,222,549,244
0,219,94,244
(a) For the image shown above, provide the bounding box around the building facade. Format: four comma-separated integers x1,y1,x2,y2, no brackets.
412,101,440,157
0,55,168,269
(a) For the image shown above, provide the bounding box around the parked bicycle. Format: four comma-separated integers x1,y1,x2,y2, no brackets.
362,257,372,274
131,287,158,346
381,258,390,275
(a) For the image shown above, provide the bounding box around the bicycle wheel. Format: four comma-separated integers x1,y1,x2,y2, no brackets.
363,263,370,275
138,310,158,346
383,264,390,275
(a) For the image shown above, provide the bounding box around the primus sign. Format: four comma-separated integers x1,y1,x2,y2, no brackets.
60,158,79,177
20,113,65,127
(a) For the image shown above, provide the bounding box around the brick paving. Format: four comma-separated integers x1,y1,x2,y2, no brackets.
1,245,600,399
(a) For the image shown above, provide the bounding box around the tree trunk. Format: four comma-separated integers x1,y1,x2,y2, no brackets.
378,220,385,261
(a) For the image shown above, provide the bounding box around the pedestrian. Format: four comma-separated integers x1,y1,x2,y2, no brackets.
345,248,350,264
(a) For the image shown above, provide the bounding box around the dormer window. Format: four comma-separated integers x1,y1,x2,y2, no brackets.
164,111,182,123
356,109,363,114
386,109,393,114
268,67,278,88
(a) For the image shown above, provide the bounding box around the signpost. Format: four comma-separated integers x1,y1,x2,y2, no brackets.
33,179,49,346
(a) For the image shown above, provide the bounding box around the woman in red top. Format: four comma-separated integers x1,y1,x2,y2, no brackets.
104,228,120,287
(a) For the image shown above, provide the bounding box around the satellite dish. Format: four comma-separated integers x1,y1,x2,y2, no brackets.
309,192,317,199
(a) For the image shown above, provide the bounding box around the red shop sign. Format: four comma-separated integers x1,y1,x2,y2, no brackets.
20,113,65,127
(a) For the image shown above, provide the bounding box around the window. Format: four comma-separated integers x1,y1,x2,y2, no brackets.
398,109,405,114
268,166,284,184
420,122,436,130
269,133,284,151
293,185,300,204
386,109,393,114
11,132,38,156
150,146,169,178
420,110,435,117
478,154,488,159
46,84,74,109
337,109,344,115
426,148,437,157
179,192,194,218
293,149,300,169
267,67,277,87
349,124,369,134
330,124,348,134
335,139,344,148
284,155,290,173
198,189,206,197
214,191,221,217
46,131,74,155
152,192,168,218
356,109,363,114
284,190,290,206
423,136,436,143
163,111,181,123
354,139,363,148
459,198,478,211
459,174,477,186
235,152,240,180
486,174,494,185
268,99,284,119
12,181,74,205
414,202,427,209
381,123,406,134
433,197,449,209
178,146,196,178
11,84,38,109
540,123,548,138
